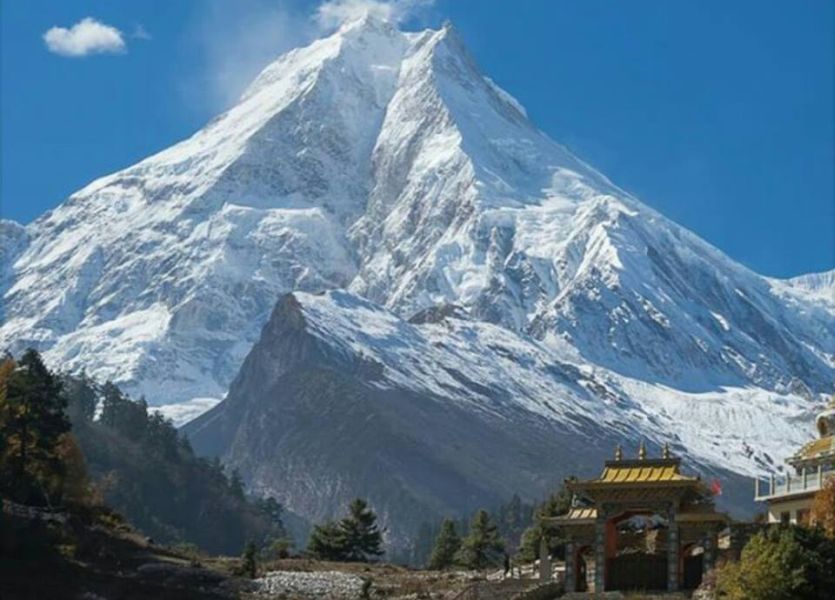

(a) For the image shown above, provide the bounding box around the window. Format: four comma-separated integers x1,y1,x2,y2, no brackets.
780,511,790,525
797,509,810,525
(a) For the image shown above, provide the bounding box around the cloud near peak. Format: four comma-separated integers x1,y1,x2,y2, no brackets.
315,0,434,29
43,17,127,57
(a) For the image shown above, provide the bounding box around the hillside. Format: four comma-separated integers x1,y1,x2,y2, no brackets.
61,373,299,555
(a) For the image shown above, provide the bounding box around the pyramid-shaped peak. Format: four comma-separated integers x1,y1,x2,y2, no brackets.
336,11,399,36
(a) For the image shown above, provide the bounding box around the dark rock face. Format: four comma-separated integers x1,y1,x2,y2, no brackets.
185,294,756,551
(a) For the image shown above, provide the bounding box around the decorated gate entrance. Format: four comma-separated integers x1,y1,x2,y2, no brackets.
548,443,728,593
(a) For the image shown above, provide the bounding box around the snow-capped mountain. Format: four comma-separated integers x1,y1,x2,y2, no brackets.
2,16,833,528
185,289,814,546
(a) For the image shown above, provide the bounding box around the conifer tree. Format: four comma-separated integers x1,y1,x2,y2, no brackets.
308,520,348,560
428,518,461,570
241,541,258,578
61,372,98,423
0,349,69,504
410,521,436,567
456,509,504,569
308,498,384,562
518,478,574,562
229,469,246,500
340,498,384,561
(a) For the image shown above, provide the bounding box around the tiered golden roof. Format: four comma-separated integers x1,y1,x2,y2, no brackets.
598,462,694,484
572,443,700,490
789,396,835,466
547,444,726,527
792,436,835,462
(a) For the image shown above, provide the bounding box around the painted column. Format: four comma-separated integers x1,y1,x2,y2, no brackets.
667,522,680,591
594,519,606,592
539,536,551,581
564,541,575,592
703,531,716,578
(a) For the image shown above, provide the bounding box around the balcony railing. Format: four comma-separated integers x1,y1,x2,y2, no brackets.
754,465,834,501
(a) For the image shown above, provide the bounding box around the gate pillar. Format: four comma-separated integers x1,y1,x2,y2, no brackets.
564,541,575,592
667,523,680,591
594,518,606,591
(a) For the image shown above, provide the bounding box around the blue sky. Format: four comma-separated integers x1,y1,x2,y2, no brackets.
1,0,832,277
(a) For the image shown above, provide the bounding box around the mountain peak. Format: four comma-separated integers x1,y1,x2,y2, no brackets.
2,14,832,481
337,11,396,35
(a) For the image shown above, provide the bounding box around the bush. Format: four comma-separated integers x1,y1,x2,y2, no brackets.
810,477,835,539
716,525,835,600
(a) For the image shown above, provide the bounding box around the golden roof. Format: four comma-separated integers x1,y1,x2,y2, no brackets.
598,463,694,484
548,506,598,525
792,436,835,462
566,507,598,520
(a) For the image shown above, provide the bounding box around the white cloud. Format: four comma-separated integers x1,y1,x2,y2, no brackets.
182,0,437,112
43,17,126,57
183,0,313,111
315,0,435,28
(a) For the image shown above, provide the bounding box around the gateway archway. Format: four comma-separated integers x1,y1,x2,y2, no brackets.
549,443,728,593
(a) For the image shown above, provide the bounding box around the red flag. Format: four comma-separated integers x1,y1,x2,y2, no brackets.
710,479,723,496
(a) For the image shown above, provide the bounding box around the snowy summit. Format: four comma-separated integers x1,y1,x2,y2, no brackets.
1,17,833,495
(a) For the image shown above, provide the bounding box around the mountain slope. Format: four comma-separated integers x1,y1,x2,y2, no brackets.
2,17,831,406
0,17,410,404
185,290,787,547
2,16,833,543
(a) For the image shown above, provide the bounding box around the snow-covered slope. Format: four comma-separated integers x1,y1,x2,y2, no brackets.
781,269,835,308
185,290,812,547
1,17,409,402
2,16,833,509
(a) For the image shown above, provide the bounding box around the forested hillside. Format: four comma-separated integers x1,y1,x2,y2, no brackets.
1,350,292,555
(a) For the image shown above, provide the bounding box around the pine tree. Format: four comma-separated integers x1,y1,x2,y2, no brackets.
100,381,147,441
428,518,461,570
0,349,70,504
61,371,98,423
340,498,384,561
410,521,437,567
241,541,258,578
229,469,246,500
308,520,348,560
457,509,504,569
518,478,574,562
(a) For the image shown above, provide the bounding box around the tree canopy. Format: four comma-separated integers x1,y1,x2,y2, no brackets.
810,476,835,539
518,478,574,562
307,498,384,562
456,509,504,569
716,525,835,600
428,518,461,570
0,350,71,505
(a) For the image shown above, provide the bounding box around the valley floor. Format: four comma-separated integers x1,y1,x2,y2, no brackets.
0,499,556,600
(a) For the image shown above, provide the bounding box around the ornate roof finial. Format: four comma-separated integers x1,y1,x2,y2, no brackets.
638,440,647,460
663,442,671,459
615,445,623,461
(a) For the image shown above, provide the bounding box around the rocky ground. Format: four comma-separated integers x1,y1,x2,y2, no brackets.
1,500,554,600
247,560,493,599
0,500,251,600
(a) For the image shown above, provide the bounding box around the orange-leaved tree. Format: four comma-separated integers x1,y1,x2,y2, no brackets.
810,476,835,539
